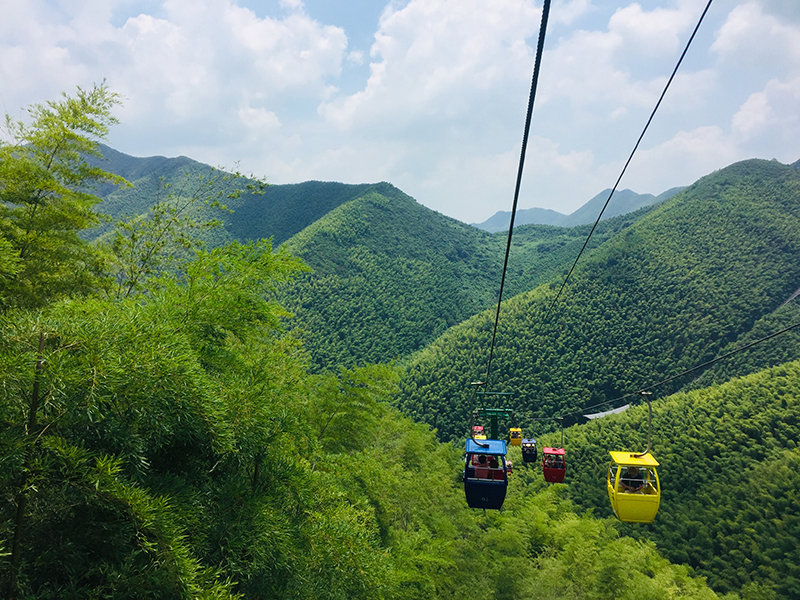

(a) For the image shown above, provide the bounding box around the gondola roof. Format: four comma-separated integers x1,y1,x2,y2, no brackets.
466,438,507,455
609,451,659,467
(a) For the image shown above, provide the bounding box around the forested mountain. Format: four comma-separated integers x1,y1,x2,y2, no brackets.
87,145,671,373
3,85,798,599
277,187,658,371
89,145,386,245
473,187,684,232
560,186,684,227
0,283,727,600
397,159,800,441
528,358,800,597
0,86,725,596
473,205,565,230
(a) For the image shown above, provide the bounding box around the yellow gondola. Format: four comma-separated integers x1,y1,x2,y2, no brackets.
607,451,660,523
509,427,522,446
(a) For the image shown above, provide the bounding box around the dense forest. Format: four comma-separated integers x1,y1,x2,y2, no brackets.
87,145,386,247
397,158,800,439
88,147,661,373
2,85,799,599
277,193,661,371
534,360,800,597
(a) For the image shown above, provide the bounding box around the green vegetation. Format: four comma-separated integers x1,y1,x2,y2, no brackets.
538,358,800,598
0,270,726,598
688,301,800,390
279,189,653,371
5,85,799,599
83,145,667,374
87,147,382,247
0,82,126,309
0,220,724,598
398,159,800,441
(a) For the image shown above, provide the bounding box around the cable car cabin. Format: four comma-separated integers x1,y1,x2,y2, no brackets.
542,447,566,483
607,451,660,523
463,438,508,510
521,438,538,463
472,425,487,440
509,427,522,446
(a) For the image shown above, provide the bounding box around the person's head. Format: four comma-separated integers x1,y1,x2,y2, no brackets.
626,466,640,476
478,455,487,465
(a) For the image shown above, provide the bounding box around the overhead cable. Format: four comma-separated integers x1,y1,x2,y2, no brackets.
483,0,552,389
559,318,800,420
535,0,715,331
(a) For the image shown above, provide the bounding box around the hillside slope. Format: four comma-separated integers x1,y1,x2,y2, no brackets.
88,145,388,245
534,357,800,598
278,187,657,371
397,159,800,439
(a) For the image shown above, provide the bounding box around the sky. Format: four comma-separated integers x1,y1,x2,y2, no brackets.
1,0,799,224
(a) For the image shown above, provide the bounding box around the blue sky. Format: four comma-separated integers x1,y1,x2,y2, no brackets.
2,0,799,223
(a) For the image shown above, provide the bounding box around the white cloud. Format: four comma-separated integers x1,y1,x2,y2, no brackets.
712,1,800,69
607,1,694,57
732,91,771,139
733,76,800,146
552,0,594,26
319,0,540,131
0,0,349,154
614,126,738,195
540,1,712,112
1,0,798,223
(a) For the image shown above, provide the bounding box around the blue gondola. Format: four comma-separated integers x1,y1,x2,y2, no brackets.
463,438,509,510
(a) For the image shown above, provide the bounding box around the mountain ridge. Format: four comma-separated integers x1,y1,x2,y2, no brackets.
398,158,800,441
472,186,685,232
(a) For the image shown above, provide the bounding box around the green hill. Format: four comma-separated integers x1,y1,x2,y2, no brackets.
559,186,684,227
84,145,667,374
0,243,724,600
533,357,800,598
3,87,777,600
278,186,658,372
397,159,800,440
88,145,387,246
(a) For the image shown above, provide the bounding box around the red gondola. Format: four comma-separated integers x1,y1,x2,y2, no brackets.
542,447,566,483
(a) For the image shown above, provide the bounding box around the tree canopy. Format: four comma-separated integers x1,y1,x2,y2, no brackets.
4,85,794,599
0,82,126,309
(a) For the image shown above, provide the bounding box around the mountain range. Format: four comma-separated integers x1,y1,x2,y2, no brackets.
85,146,800,598
471,186,685,232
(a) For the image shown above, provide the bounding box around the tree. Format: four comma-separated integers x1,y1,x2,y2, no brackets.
0,82,126,309
107,165,268,299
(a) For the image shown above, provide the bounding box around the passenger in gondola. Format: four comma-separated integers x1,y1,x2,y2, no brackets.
487,455,505,480
473,454,490,479
545,454,563,469
619,466,644,493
